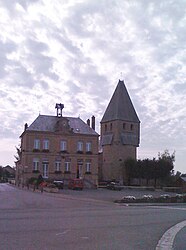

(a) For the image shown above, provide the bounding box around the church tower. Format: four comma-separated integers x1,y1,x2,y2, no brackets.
100,79,140,183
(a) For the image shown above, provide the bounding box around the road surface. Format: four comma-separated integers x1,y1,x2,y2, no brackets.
0,183,186,250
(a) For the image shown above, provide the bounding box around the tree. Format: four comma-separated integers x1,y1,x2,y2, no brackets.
158,149,175,167
158,150,175,176
140,159,154,186
122,150,175,187
0,166,3,180
148,158,158,187
123,158,137,185
157,150,175,185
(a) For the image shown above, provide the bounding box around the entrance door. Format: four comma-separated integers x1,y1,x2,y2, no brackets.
78,164,82,178
43,163,48,178
76,164,83,178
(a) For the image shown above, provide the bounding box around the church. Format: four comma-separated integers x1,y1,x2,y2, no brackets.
16,80,140,187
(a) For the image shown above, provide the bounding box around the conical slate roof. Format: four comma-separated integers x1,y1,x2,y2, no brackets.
101,80,140,123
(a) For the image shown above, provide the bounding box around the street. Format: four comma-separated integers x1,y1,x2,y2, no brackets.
0,183,186,250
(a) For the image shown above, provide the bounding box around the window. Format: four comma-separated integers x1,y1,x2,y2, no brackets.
60,140,67,151
85,162,91,173
55,161,61,172
105,124,107,132
33,158,39,171
65,161,71,172
86,142,91,152
43,139,49,150
34,139,40,149
77,141,83,152
123,123,126,130
110,123,112,131
130,124,133,130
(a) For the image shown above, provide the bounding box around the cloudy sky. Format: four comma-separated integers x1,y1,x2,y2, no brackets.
0,0,185,173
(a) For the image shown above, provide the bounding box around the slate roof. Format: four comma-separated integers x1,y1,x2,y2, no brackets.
26,115,99,136
101,80,140,123
180,177,186,182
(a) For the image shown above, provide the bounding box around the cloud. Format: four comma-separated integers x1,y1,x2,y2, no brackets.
0,0,186,172
0,0,40,14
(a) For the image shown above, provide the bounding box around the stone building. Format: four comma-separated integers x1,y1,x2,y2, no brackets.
100,80,140,184
17,104,99,188
16,79,140,187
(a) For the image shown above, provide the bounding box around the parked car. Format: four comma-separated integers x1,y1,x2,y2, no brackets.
53,180,64,189
106,182,122,191
98,181,109,187
68,178,83,190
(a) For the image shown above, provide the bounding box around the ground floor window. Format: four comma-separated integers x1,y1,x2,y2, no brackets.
33,158,39,171
55,161,61,172
85,162,91,173
65,161,71,172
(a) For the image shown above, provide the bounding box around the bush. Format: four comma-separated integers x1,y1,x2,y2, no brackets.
28,177,37,184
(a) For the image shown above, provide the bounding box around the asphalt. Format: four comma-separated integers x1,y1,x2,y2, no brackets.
17,184,185,205
173,226,186,250
8,184,186,249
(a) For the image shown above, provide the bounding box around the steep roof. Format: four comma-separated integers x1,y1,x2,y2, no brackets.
25,115,99,136
180,177,186,182
101,80,140,123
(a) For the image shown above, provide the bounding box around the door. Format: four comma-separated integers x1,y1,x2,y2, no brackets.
43,163,48,178
76,164,83,178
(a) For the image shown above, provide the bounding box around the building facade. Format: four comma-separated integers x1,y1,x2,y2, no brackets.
16,80,140,187
100,80,140,184
17,104,99,188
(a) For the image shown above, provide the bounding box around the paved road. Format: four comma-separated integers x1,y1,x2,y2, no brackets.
0,183,186,250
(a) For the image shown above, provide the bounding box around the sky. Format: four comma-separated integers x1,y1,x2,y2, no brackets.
0,0,185,174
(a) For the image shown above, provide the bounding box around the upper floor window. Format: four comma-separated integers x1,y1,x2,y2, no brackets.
123,123,126,130
55,161,61,172
43,139,49,150
77,141,83,152
33,158,39,171
86,142,92,152
130,124,133,130
60,140,67,151
34,139,40,149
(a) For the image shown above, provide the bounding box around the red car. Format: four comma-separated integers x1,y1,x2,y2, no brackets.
68,179,83,190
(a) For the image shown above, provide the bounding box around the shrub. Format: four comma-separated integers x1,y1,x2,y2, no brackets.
28,177,37,184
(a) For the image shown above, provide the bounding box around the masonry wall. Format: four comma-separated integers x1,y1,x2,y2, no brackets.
18,130,99,187
100,119,139,183
102,144,136,183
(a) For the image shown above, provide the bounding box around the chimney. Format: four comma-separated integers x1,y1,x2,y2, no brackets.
87,119,90,126
24,123,28,131
91,115,95,130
